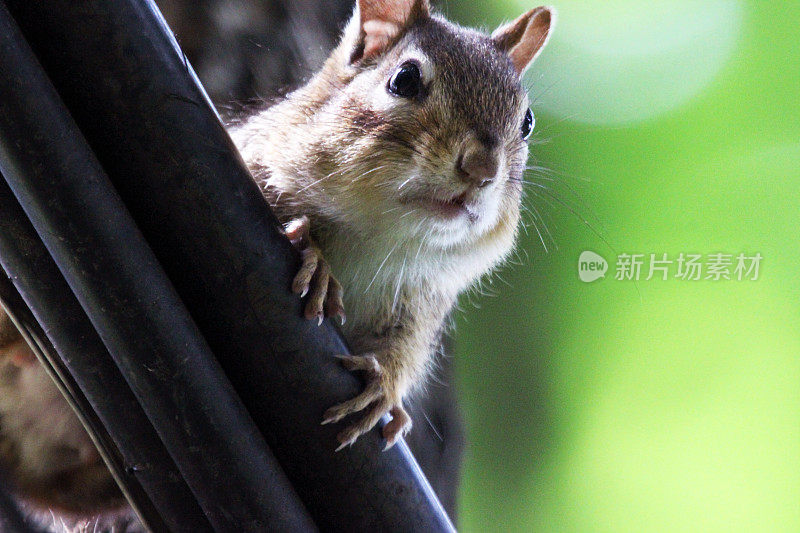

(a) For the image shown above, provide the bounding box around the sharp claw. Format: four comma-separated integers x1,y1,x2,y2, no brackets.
300,286,309,298
321,407,341,425
335,354,358,371
317,314,323,326
339,312,346,325
324,354,398,451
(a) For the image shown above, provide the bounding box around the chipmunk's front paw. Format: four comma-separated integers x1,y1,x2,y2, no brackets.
285,216,345,325
321,354,412,451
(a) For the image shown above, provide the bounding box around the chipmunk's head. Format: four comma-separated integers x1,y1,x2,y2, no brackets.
304,0,554,254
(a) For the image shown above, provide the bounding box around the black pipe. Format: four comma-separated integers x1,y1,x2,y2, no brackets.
0,266,165,532
0,5,315,531
0,176,212,532
3,0,456,530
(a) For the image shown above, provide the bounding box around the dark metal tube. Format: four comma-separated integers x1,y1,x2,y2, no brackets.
0,4,315,532
3,0,456,530
0,176,211,533
0,270,166,532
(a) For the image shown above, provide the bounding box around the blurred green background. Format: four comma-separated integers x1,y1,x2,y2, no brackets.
443,1,800,532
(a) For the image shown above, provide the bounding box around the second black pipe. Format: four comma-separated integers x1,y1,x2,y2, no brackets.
0,4,315,531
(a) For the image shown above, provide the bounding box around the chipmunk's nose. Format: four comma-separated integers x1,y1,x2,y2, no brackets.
456,138,500,188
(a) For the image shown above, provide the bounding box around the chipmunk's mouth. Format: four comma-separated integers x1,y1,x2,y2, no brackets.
402,192,479,223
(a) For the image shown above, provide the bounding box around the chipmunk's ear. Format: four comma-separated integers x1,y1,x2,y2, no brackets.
492,6,555,75
350,0,430,63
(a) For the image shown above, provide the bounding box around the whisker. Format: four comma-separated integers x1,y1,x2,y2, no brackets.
421,409,444,442
527,184,617,255
522,169,604,232
397,175,417,191
527,201,555,248
521,203,550,253
296,163,390,194
529,110,582,138
365,241,399,293
392,253,407,313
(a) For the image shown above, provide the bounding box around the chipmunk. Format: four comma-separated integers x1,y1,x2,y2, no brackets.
0,0,553,516
232,0,554,449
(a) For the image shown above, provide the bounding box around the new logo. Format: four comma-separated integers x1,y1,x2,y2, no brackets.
578,251,607,282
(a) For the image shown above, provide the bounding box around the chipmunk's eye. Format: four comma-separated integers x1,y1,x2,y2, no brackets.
521,108,534,140
388,62,422,98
